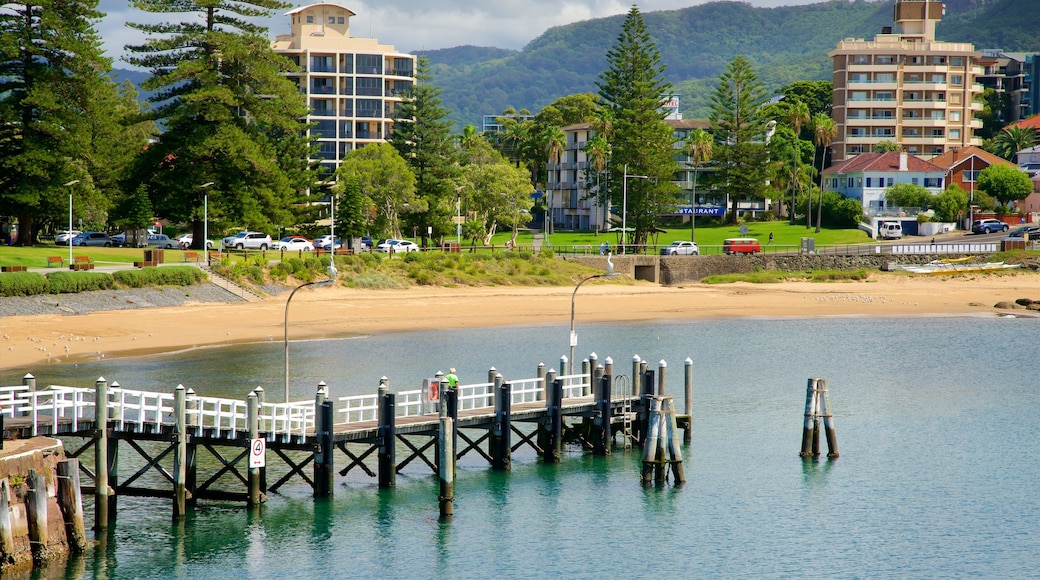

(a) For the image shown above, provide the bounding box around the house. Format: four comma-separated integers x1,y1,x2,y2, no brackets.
929,145,1013,195
822,151,946,214
1015,145,1040,219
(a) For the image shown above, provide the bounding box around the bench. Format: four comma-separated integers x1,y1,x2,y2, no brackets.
183,251,199,263
0,265,27,272
70,256,94,271
47,256,65,268
134,261,156,268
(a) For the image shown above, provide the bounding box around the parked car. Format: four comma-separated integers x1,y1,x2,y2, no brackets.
972,219,1009,234
221,231,272,250
275,236,315,251
54,230,82,244
660,241,700,255
877,221,903,240
176,233,215,249
723,237,761,255
71,231,112,247
375,239,419,254
1007,225,1040,240
146,234,177,249
313,235,341,250
361,235,373,249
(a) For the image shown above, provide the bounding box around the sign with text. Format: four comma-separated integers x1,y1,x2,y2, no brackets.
678,206,725,216
249,438,266,468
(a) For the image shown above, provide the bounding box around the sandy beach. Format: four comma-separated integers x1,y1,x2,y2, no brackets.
1,273,1037,371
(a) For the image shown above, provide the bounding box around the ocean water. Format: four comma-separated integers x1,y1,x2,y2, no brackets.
6,315,1040,578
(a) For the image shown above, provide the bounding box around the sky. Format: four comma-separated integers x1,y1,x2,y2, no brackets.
96,0,827,67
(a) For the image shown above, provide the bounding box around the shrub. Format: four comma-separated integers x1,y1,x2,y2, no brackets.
46,271,115,293
0,272,48,297
113,267,203,288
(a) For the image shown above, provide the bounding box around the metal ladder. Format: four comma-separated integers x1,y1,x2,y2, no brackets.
613,374,633,450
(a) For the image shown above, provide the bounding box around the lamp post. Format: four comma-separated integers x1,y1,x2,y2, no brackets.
64,180,80,266
621,164,648,255
199,182,213,255
569,253,617,373
284,279,334,403
454,185,465,247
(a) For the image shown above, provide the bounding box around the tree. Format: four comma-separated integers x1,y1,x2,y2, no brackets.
977,164,1033,208
779,80,833,117
125,0,314,248
333,176,368,242
335,143,420,238
709,56,771,225
458,160,533,245
875,140,901,153
534,93,601,127
988,125,1037,161
684,129,713,240
390,55,459,239
583,134,612,227
884,183,933,209
811,113,837,232
785,101,810,224
932,185,970,223
0,0,134,245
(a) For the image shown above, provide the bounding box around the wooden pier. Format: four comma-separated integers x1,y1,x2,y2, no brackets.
1,356,692,520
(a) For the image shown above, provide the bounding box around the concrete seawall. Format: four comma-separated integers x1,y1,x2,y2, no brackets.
0,438,72,574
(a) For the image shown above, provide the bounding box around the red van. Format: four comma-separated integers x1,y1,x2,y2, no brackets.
723,237,761,255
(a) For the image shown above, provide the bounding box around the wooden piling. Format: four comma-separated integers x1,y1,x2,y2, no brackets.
57,459,87,554
26,469,47,564
438,409,454,518
799,378,815,457
0,480,15,565
173,385,187,519
641,398,662,485
593,373,611,455
818,379,839,458
663,398,685,485
377,379,396,489
544,370,562,463
560,355,569,379
247,393,262,507
631,355,641,396
684,358,693,444
94,376,109,531
536,363,546,401
491,375,511,471
657,360,667,396
313,384,332,497
22,372,36,391
586,352,597,397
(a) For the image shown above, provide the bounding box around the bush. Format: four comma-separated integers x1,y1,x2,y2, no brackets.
0,272,48,297
113,266,203,288
46,271,115,294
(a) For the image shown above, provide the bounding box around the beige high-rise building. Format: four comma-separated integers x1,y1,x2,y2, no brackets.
829,0,982,161
272,3,416,176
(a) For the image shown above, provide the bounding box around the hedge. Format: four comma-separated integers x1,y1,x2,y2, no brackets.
0,272,49,297
45,271,115,294
112,266,203,288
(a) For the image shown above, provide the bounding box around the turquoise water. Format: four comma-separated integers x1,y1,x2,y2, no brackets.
6,316,1040,577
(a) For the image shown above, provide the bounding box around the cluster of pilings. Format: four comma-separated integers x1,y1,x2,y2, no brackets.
0,458,87,572
799,378,839,459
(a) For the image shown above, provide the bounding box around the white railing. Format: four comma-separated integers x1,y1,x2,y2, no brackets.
111,386,175,432
19,386,95,436
456,382,495,411
509,378,544,404
396,389,425,418
0,385,30,418
339,393,379,424
260,401,314,441
558,373,590,399
189,395,248,438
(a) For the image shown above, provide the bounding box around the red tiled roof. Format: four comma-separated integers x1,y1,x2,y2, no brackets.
822,152,945,174
1011,115,1040,131
929,146,1012,170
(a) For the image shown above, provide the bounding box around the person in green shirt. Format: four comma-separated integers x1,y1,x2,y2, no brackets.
446,368,459,388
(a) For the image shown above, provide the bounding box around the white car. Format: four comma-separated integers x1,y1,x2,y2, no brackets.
221,231,272,250
375,239,419,254
55,230,82,244
313,235,341,250
177,233,215,249
275,236,315,251
660,241,700,255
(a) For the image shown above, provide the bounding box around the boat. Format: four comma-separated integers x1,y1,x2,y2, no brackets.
901,260,1022,275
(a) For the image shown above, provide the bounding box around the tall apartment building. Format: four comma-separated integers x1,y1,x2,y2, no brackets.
829,0,982,161
271,3,416,177
976,49,1034,123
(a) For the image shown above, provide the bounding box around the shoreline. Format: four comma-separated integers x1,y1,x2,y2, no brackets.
1,272,1037,372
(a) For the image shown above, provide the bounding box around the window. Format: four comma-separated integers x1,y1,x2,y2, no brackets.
877,56,896,65
876,73,895,83
849,128,866,137
306,15,313,23
866,177,873,188
856,177,863,187
924,178,942,188
338,17,344,24
355,77,381,96
875,92,894,101
929,129,945,138
907,56,924,65
886,178,894,187
851,73,869,83
950,111,961,122
930,56,947,65
356,54,382,75
851,91,868,101
328,16,335,23
950,129,961,139
951,57,964,66
950,75,963,86
930,111,945,120
912,178,919,185
965,170,980,182
930,74,945,83
929,146,944,155
853,55,870,65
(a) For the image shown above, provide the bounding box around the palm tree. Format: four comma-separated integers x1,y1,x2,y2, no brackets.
457,124,480,151
583,134,611,228
544,125,566,236
684,128,713,241
990,125,1038,161
811,113,837,233
786,101,810,225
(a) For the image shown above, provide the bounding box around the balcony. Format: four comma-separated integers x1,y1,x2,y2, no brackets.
309,85,336,95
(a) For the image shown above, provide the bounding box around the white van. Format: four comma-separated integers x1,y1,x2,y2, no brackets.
878,222,902,240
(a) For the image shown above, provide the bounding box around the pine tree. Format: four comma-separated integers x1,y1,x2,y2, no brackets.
390,55,459,240
0,0,131,244
124,0,315,248
708,56,771,224
596,5,678,249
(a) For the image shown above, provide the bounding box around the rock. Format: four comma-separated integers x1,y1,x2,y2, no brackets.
994,301,1024,309
1014,298,1035,306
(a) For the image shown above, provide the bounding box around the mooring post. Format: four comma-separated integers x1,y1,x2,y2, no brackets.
438,405,455,518
593,373,611,456
658,360,667,396
818,379,839,458
491,374,511,471
173,385,187,519
559,355,568,379
536,363,546,401
631,355,641,397
442,378,456,478
57,459,87,554
26,469,47,564
22,372,36,393
641,398,661,485
663,398,685,485
94,376,109,531
318,400,334,496
246,393,262,507
684,358,693,444
184,389,198,509
377,378,395,488
314,382,327,495
0,480,13,564
800,378,818,458
586,352,597,397
544,370,561,463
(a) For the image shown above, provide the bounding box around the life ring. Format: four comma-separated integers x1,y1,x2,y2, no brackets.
429,382,439,401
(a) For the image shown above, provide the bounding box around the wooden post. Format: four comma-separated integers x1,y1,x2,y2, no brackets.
0,480,15,565
657,359,667,396
94,376,109,531
684,358,693,444
26,469,47,564
586,352,597,397
491,374,511,471
818,379,839,458
641,398,661,485
22,372,36,392
185,389,198,509
663,398,685,484
313,384,330,497
631,355,641,396
57,459,87,554
536,363,546,401
246,393,261,507
173,385,187,519
377,379,395,488
544,370,561,463
560,355,569,379
800,378,819,458
593,373,612,455
438,407,454,518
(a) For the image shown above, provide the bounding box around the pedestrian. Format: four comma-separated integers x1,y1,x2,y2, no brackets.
768,231,774,244
446,368,459,388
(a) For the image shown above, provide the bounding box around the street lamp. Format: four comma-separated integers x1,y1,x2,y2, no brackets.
64,180,80,266
569,253,618,374
621,164,648,255
200,182,213,255
455,185,464,246
284,279,335,402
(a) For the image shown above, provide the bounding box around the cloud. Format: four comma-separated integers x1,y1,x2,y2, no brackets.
96,0,823,65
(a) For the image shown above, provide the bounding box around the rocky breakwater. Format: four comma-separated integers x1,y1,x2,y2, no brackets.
994,298,1040,314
